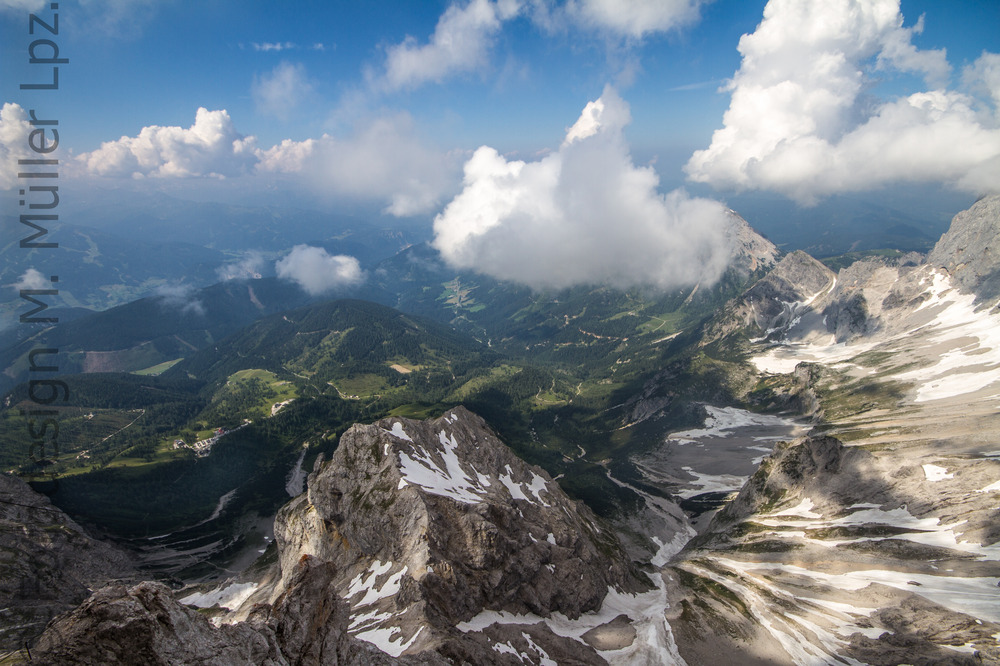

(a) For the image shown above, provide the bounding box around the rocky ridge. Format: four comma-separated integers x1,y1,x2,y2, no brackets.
660,194,1000,664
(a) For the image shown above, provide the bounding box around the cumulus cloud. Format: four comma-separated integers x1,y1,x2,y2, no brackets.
12,268,51,291
256,113,459,216
154,283,205,316
433,86,736,291
685,0,1000,203
79,108,258,179
563,0,708,38
275,246,364,295
0,103,35,190
217,251,267,282
253,62,314,120
381,0,521,90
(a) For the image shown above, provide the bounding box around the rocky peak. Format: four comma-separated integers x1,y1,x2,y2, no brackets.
725,208,780,278
928,194,1000,301
262,406,643,658
30,408,646,664
705,250,836,342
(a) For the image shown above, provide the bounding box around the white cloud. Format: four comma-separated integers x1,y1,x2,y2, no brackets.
685,0,1000,203
381,0,522,90
253,62,314,120
256,113,459,216
253,42,296,52
13,268,50,291
275,245,364,295
79,108,258,179
433,86,736,291
0,103,34,190
217,251,267,281
154,283,205,316
964,51,1000,115
564,0,708,38
0,0,46,12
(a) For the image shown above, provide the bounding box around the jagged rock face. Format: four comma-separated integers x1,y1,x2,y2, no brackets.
705,250,836,342
928,194,1000,301
30,581,281,666
725,209,780,279
0,474,137,651
668,434,1000,665
29,408,639,665
30,560,446,666
267,406,642,657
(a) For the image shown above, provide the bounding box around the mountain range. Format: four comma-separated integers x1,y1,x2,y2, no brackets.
3,195,999,664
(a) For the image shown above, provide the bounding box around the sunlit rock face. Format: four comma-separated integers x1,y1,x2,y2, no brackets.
29,408,650,664
661,196,1000,665
928,194,1000,301
266,405,645,660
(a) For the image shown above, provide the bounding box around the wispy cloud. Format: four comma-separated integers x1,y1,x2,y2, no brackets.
561,0,710,39
154,283,205,316
380,0,521,90
257,113,459,216
252,62,314,120
248,41,326,52
217,251,267,282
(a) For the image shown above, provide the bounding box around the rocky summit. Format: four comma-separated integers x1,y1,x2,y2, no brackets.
30,407,660,664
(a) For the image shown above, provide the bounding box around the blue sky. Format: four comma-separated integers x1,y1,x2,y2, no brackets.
3,0,1000,290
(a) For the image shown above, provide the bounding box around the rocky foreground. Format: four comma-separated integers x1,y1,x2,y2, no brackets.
28,408,665,665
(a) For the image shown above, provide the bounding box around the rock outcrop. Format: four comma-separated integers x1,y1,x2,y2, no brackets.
0,473,137,651
928,194,1000,301
29,408,651,664
256,406,644,659
705,250,836,342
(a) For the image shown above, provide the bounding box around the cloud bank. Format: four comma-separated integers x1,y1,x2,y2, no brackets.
74,107,454,216
685,0,1000,203
275,245,364,295
433,86,735,291
80,108,258,179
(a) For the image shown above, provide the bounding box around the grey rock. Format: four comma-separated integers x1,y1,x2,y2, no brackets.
928,194,1000,301
0,473,138,651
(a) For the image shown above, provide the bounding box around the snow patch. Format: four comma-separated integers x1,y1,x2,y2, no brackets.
676,467,747,499
922,464,954,482
346,561,406,608
770,497,821,518
180,582,258,610
388,422,412,441
395,430,487,504
355,624,423,658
